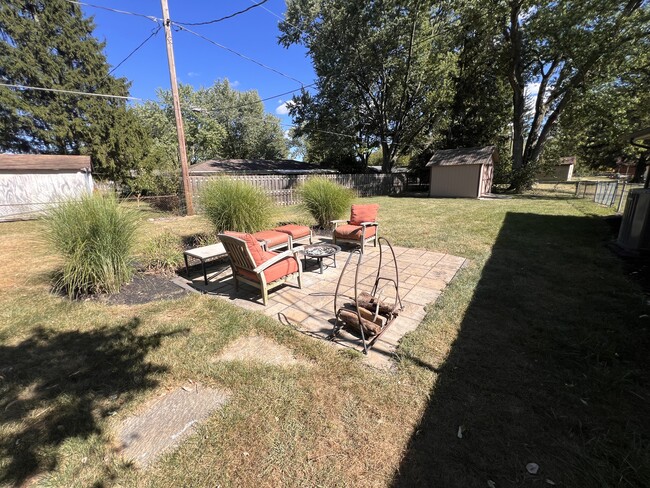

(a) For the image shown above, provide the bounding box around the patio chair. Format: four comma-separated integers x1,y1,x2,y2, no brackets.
219,232,302,306
332,204,379,253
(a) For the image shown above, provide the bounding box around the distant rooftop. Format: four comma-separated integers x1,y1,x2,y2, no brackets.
426,146,498,167
0,154,91,171
189,158,337,175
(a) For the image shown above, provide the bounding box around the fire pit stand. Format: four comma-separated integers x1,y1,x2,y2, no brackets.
331,237,403,354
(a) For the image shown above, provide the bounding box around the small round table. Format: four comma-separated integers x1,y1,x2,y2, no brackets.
300,243,341,274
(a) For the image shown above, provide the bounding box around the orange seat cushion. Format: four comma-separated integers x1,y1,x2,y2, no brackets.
334,224,377,240
223,231,266,265
252,230,290,249
349,204,379,226
237,251,299,283
273,224,311,239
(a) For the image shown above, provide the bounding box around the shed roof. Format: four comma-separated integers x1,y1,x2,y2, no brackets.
426,146,498,167
189,158,336,175
0,154,91,171
559,156,576,166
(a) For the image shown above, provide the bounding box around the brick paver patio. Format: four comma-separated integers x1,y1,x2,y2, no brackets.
173,237,467,368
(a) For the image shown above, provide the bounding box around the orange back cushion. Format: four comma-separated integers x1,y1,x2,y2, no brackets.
349,204,379,226
224,231,267,266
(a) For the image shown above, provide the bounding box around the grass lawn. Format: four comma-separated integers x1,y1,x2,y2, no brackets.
0,193,648,487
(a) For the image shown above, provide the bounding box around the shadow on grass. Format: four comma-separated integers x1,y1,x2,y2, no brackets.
392,212,650,487
0,318,188,486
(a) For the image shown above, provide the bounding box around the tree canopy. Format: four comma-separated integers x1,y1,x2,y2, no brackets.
280,0,458,173
499,0,650,189
0,0,141,181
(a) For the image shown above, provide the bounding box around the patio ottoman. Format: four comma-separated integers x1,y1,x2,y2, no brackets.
274,224,313,247
252,230,292,251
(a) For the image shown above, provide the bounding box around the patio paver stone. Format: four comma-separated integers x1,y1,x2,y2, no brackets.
175,238,467,369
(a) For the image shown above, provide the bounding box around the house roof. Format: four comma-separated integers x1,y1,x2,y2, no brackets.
0,154,91,171
559,156,576,166
189,158,337,175
426,146,498,167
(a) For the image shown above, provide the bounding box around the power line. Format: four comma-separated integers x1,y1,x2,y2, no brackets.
186,82,317,114
174,0,269,26
172,24,305,85
249,0,294,27
280,123,358,140
0,83,143,101
65,0,160,23
108,25,162,77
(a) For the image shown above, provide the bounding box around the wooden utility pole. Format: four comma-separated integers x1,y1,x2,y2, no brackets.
160,0,194,215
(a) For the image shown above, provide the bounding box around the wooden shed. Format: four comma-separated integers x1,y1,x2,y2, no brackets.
426,146,496,198
537,156,575,182
0,154,93,222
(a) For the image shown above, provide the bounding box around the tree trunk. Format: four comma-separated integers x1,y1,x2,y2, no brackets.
506,1,527,192
632,151,648,184
381,140,392,173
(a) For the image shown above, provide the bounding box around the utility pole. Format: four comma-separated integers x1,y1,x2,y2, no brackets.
160,0,194,215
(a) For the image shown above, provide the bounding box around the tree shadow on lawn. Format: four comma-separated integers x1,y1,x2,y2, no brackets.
0,318,188,486
392,212,650,487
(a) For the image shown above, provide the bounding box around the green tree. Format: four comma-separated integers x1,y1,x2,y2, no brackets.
0,0,142,181
443,3,511,150
500,0,650,190
137,80,288,163
544,52,650,179
280,0,458,173
189,79,288,160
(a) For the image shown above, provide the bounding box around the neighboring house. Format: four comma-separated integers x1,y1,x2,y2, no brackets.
426,146,497,198
615,160,637,178
537,156,575,182
0,154,93,222
188,158,337,176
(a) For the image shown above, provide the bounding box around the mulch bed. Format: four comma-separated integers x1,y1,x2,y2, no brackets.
96,273,189,306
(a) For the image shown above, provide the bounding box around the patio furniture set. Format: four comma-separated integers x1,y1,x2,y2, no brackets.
183,204,402,353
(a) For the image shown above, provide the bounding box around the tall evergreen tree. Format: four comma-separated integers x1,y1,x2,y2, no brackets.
0,0,143,181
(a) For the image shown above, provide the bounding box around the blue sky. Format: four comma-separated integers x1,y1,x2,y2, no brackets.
83,0,316,127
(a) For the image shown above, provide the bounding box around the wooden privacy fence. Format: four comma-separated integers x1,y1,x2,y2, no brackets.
189,173,407,206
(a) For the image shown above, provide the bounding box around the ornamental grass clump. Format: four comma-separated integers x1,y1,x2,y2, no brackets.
200,178,274,233
298,177,354,228
141,231,184,275
43,193,138,297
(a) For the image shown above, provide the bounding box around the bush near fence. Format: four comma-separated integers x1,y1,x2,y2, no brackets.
189,173,407,207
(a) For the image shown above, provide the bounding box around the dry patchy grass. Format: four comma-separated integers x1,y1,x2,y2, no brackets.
1,195,648,487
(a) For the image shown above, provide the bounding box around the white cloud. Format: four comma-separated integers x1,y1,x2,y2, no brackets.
275,101,290,115
187,71,200,78
231,80,240,87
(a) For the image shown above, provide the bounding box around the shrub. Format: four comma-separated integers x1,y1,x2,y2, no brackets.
43,193,138,297
141,231,184,275
200,178,274,233
298,177,354,228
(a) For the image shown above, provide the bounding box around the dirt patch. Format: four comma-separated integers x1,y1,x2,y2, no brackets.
98,273,189,306
213,335,307,366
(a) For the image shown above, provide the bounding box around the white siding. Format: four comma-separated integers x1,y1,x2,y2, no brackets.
0,170,93,221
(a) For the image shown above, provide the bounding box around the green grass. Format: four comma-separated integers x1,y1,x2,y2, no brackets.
0,194,648,487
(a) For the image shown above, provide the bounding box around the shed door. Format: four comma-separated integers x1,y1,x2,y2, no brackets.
480,163,493,196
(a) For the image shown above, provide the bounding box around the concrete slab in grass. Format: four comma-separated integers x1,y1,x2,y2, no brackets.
213,334,307,366
117,386,230,467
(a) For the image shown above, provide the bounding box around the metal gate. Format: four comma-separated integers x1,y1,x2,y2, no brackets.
594,181,618,206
